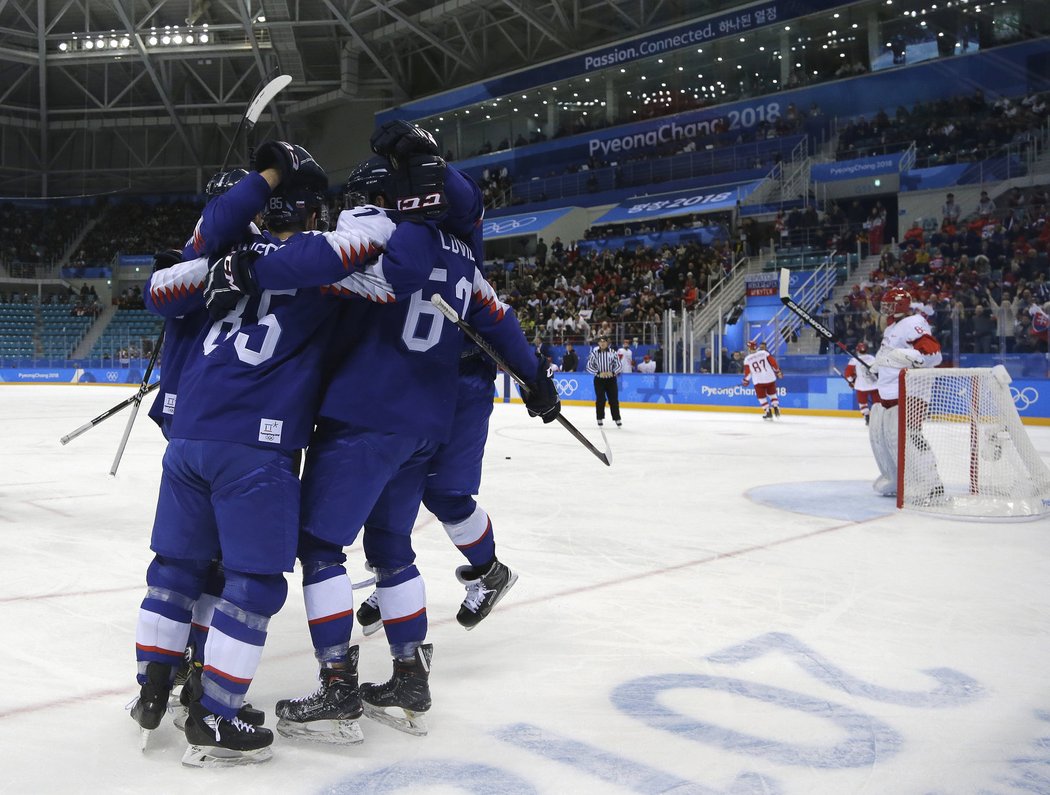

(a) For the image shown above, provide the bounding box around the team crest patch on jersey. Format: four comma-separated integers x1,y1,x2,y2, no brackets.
259,418,284,444
163,392,177,415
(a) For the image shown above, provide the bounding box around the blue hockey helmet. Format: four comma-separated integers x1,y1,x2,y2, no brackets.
343,156,393,209
263,185,330,233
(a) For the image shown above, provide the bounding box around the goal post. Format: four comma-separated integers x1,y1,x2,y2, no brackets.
898,365,1050,519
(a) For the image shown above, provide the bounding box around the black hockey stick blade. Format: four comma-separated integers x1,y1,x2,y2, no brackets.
60,381,161,445
430,293,611,466
778,268,872,372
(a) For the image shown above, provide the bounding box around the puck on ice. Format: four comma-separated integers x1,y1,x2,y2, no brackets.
505,456,511,459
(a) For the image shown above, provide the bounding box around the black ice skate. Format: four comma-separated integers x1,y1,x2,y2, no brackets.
762,409,773,421
360,643,433,736
182,700,274,768
773,406,781,418
455,559,518,630
275,646,364,745
129,662,172,751
356,591,383,637
173,664,265,731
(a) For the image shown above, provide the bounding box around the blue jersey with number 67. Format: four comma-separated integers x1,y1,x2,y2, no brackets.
317,220,536,444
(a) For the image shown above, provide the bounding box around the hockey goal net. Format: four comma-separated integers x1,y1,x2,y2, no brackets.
899,365,1050,518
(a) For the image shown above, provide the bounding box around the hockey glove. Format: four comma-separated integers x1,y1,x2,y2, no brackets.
389,155,448,221
253,141,328,193
152,248,183,273
523,357,561,424
879,346,925,369
370,120,440,165
204,248,260,320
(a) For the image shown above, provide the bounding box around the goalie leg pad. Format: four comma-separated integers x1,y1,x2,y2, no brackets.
868,403,898,496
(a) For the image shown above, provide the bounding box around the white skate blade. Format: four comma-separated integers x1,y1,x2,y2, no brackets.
138,726,154,752
362,702,428,736
172,705,188,731
464,571,519,631
181,743,274,768
276,717,364,745
359,619,383,637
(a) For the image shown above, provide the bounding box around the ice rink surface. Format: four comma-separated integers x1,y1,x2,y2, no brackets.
3,384,1050,795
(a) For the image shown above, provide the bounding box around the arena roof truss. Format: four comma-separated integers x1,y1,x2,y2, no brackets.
0,0,721,197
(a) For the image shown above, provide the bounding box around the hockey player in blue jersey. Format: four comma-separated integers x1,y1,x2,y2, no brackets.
133,168,265,748
345,126,532,634
133,141,402,767
216,132,559,743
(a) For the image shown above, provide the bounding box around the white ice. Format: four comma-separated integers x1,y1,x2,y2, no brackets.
3,384,1050,795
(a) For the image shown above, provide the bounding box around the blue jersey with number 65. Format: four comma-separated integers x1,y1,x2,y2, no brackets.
168,231,341,452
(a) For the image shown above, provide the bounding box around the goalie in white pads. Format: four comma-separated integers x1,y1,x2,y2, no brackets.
868,286,944,499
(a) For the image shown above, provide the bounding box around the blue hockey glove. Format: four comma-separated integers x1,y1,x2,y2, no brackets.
204,248,260,320
524,357,561,423
390,155,447,221
370,120,440,164
152,248,183,273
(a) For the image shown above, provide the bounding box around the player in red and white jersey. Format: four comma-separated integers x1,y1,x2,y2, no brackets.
868,286,943,498
742,339,783,420
844,341,878,425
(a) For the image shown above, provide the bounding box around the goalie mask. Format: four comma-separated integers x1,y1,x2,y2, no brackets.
343,156,393,209
881,287,912,319
205,168,249,201
263,186,330,233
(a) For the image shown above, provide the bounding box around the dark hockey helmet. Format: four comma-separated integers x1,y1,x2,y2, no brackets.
343,156,393,209
263,186,330,233
263,147,330,233
205,168,249,201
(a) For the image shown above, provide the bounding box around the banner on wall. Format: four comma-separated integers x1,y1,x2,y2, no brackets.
482,207,576,239
810,152,907,183
6,368,1049,422
0,367,161,384
593,181,761,225
744,269,814,300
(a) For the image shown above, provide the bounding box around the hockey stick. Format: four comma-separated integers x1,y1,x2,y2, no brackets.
430,294,612,466
109,327,165,475
831,366,853,385
88,76,294,458
219,71,293,172
778,268,873,374
60,380,161,445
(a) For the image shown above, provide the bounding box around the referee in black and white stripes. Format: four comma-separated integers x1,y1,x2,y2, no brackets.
586,335,622,427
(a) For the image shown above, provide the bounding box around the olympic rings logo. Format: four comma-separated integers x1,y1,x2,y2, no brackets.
1011,386,1039,411
482,217,538,235
106,371,119,382
555,379,579,397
